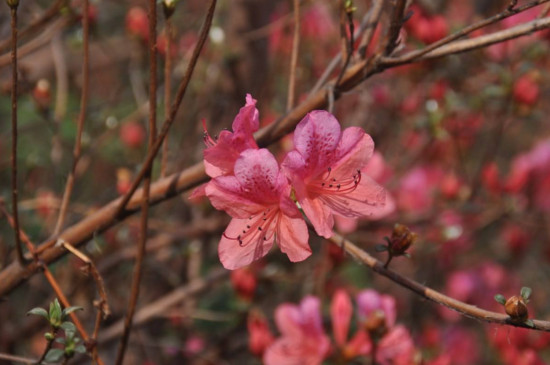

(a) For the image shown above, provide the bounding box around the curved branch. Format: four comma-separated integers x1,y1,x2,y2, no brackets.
329,233,550,332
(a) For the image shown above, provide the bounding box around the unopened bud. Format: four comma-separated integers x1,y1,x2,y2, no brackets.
505,295,528,322
6,0,19,9
388,224,417,256
162,0,176,19
44,332,55,341
364,309,387,338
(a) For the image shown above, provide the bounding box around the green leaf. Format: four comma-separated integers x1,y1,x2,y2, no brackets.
521,287,532,301
55,337,66,344
375,244,388,252
27,307,49,319
60,321,76,333
45,348,65,363
494,294,506,305
62,306,83,318
75,344,87,354
525,319,535,328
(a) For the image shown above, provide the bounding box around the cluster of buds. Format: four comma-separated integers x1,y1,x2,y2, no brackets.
495,287,534,327
376,224,417,268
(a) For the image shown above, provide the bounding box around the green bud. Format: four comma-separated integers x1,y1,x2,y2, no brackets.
6,0,19,9
44,332,55,341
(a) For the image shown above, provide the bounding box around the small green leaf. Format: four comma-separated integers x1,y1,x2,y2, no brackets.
45,348,64,363
60,321,76,333
27,307,49,319
494,294,506,305
525,319,535,328
44,332,55,341
75,344,87,354
62,306,83,318
375,244,388,252
55,337,66,344
521,287,532,301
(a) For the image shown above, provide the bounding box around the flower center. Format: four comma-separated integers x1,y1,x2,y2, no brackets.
310,167,362,195
223,208,278,247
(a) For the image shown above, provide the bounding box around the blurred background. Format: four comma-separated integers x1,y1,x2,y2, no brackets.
0,0,550,363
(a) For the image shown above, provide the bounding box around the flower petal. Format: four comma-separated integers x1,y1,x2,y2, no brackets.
320,175,386,218
232,94,259,137
218,217,274,270
293,111,342,176
331,290,352,347
301,196,334,238
333,129,374,176
205,176,265,218
234,149,282,203
276,213,311,262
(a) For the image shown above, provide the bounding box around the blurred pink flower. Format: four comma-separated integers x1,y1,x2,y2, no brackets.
264,296,331,365
397,166,442,214
248,311,275,357
376,325,417,365
206,149,310,269
282,111,386,238
356,289,397,330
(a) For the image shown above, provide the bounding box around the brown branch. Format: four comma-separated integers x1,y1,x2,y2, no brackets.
0,0,66,54
161,18,174,178
358,0,384,59
383,15,550,65
384,0,550,65
0,352,37,364
329,233,550,332
0,9,547,298
115,0,217,217
53,0,90,235
384,0,407,55
8,1,25,266
286,0,300,112
115,0,158,362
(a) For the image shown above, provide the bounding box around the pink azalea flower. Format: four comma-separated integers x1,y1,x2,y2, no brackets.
282,111,386,238
248,311,275,357
205,148,310,269
356,289,397,330
376,325,416,365
264,296,331,365
203,94,259,178
330,290,371,359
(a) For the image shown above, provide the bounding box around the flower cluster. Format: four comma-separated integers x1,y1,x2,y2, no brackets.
199,95,387,269
249,289,417,365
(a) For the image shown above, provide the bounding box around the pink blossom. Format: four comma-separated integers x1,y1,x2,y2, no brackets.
282,111,386,238
203,94,259,178
264,296,331,365
205,149,310,269
330,290,370,359
356,289,397,329
397,166,442,214
376,325,416,365
248,311,275,357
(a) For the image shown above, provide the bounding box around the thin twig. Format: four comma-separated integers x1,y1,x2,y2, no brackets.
161,18,173,177
334,3,355,88
0,352,37,364
384,0,407,55
329,233,550,332
384,0,550,65
8,1,25,266
0,8,547,297
0,0,66,54
358,0,384,59
115,0,217,216
287,0,300,112
53,0,90,235
115,0,157,362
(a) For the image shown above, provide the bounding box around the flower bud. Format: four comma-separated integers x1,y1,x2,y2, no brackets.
44,332,55,341
162,0,177,19
505,295,528,322
388,224,417,256
363,309,388,338
6,0,19,9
